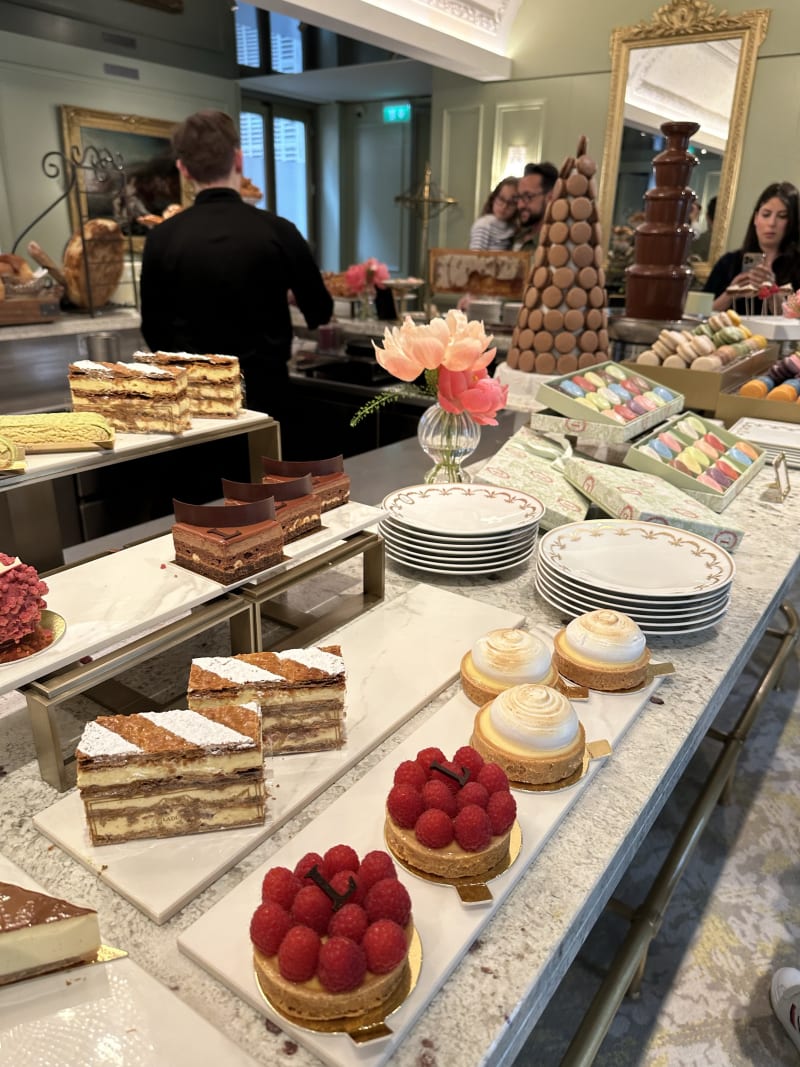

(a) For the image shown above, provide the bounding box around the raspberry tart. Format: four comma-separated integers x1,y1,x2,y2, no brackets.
384,745,518,879
251,845,415,1022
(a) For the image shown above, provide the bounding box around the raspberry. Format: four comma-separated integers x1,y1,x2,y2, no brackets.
328,902,369,943
250,900,293,956
387,783,425,829
364,877,411,926
362,919,407,975
453,745,484,781
416,746,446,775
476,762,510,796
277,924,320,982
487,790,517,835
421,779,457,817
414,807,454,849
330,869,364,906
393,759,427,790
294,851,325,883
324,844,359,878
429,759,464,794
290,884,334,935
453,804,493,851
455,781,489,811
317,936,366,993
357,850,397,892
261,866,301,910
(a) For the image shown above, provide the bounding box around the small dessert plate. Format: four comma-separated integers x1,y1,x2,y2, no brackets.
0,610,66,666
253,928,422,1043
512,739,613,793
386,821,522,905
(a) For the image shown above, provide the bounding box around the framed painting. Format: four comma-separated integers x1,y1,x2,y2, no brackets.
60,105,187,250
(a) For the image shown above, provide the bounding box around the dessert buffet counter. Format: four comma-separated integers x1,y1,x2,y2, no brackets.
1,436,798,1067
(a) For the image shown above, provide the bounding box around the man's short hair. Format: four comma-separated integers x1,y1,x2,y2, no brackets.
171,110,240,184
523,162,558,193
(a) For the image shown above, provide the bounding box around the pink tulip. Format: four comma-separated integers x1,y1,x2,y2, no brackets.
437,365,508,425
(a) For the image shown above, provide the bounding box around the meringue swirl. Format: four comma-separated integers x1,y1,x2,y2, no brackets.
564,610,645,665
489,684,579,752
471,628,552,684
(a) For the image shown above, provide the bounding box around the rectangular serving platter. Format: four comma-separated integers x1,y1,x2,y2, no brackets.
0,855,259,1067
33,584,524,924
178,627,665,1067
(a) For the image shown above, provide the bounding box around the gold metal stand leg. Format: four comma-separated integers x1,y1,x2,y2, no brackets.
559,601,799,1067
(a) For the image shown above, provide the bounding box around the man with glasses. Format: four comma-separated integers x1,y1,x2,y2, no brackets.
512,162,558,253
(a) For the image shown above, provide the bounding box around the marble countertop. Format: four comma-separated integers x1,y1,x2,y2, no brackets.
0,308,142,343
1,461,798,1066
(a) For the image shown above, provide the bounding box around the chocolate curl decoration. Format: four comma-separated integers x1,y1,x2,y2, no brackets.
430,761,471,787
172,497,276,527
222,473,313,503
261,454,344,478
307,864,357,911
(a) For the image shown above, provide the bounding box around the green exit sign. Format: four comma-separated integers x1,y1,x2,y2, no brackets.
383,102,411,124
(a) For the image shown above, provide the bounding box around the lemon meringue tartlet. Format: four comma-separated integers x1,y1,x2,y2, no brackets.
460,628,558,706
471,684,586,786
552,610,649,692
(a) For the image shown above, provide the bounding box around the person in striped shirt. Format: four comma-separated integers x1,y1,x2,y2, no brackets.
469,177,519,250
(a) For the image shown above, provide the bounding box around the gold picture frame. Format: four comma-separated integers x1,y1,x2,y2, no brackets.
60,105,187,251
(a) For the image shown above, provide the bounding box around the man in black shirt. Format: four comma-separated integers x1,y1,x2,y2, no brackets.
140,110,332,439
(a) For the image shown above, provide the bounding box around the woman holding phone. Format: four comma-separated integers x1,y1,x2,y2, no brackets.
704,181,800,312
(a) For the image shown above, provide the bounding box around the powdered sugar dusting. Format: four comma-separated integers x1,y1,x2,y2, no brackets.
141,708,254,748
78,721,141,757
280,647,345,675
194,656,282,683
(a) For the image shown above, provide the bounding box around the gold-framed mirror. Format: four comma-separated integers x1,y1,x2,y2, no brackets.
599,0,770,284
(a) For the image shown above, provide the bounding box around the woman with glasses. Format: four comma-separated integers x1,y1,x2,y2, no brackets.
468,176,519,251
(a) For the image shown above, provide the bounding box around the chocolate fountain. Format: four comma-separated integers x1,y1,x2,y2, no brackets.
624,120,699,320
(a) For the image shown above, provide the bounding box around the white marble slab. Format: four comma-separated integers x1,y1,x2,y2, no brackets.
33,584,524,924
0,500,382,697
0,857,259,1067
178,661,663,1067
0,409,276,492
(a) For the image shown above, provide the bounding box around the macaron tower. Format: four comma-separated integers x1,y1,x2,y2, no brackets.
460,628,558,706
552,610,650,692
471,684,586,786
506,135,610,375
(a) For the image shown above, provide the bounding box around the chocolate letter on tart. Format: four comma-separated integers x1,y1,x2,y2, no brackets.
222,474,321,543
261,455,350,512
172,497,283,584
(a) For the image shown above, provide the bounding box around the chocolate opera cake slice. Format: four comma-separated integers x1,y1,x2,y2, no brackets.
261,455,350,512
172,497,283,583
222,474,321,543
76,703,266,845
0,882,101,985
188,645,346,754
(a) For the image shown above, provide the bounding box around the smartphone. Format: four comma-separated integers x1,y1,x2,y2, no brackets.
743,252,765,270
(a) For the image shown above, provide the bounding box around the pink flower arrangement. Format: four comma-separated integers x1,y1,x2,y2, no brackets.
366,310,507,425
345,257,390,295
783,289,800,319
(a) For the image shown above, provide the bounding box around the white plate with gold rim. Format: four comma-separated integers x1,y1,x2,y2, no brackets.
381,484,545,535
537,519,735,597
386,545,536,576
379,515,538,548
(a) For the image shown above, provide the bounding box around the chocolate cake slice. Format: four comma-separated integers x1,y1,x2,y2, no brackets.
172,498,283,584
76,703,266,845
188,645,346,754
222,474,321,543
261,455,350,511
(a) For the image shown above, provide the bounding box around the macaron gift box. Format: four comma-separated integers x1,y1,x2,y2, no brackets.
623,412,766,513
477,425,590,530
533,361,685,443
560,455,745,552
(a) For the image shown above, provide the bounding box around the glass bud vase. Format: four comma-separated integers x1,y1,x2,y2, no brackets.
417,402,481,484
357,286,377,320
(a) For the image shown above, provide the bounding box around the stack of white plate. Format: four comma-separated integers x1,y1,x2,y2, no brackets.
380,484,545,576
535,519,735,636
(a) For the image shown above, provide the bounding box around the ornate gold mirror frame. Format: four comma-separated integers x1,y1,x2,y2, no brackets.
599,0,770,280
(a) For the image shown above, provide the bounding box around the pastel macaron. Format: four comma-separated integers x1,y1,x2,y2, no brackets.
697,472,724,493
708,467,734,489
734,441,759,461
676,449,703,474
704,432,727,453
727,446,753,467
658,431,683,453
716,459,741,480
